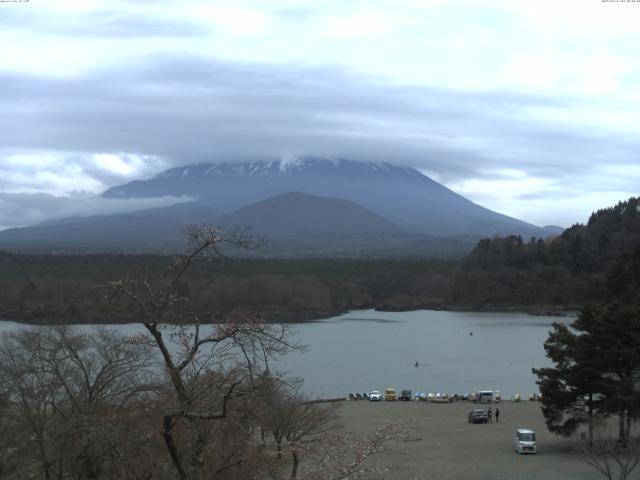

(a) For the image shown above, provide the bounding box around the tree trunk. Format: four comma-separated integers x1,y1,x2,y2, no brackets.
162,416,189,480
187,426,208,480
273,432,283,458
588,393,594,446
290,447,299,480
37,436,51,480
619,410,628,444
57,441,65,480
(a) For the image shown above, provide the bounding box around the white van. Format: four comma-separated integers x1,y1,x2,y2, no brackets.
515,429,537,454
476,390,494,404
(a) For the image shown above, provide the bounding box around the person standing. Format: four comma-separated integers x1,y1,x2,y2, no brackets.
487,407,493,423
495,407,500,423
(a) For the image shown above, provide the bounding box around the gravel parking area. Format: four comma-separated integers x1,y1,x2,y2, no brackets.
336,400,600,480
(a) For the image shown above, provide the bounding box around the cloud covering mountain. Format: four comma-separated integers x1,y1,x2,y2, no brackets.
1,0,638,229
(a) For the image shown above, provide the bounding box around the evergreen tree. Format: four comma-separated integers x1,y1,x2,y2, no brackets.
533,309,607,441
534,247,640,442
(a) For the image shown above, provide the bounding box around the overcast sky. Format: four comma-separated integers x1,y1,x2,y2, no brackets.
1,0,639,230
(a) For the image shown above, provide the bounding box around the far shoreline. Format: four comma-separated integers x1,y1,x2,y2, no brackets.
0,305,577,327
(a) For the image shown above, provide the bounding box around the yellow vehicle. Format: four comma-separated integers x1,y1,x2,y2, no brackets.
384,388,398,401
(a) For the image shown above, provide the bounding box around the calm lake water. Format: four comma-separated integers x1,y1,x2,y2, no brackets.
276,309,569,398
0,309,570,398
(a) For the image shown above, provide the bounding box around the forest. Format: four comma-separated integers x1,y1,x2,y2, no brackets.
0,197,638,324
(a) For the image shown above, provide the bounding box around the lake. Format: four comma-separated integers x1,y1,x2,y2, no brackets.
275,309,569,398
0,309,569,398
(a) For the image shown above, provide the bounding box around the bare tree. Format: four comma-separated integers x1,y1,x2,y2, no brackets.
259,379,337,464
106,225,298,480
283,396,338,480
0,325,157,480
42,326,157,480
257,381,407,480
0,329,64,480
260,380,291,459
0,226,300,480
0,388,11,478
580,424,640,480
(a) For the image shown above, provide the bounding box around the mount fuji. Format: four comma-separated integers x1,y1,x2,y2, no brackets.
0,158,562,255
104,157,554,238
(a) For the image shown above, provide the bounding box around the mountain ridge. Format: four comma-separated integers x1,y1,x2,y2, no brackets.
0,157,564,256
215,191,405,237
103,157,558,238
0,191,479,256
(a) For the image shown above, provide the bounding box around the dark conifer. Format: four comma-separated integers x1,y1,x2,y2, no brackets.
534,247,640,443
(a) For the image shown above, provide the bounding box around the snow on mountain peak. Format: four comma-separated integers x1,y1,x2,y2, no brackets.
279,154,302,171
153,157,426,181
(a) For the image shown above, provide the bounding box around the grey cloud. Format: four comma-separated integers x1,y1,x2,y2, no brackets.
0,148,170,197
64,14,211,38
513,190,568,201
80,154,171,188
0,192,193,231
0,7,209,39
1,54,638,192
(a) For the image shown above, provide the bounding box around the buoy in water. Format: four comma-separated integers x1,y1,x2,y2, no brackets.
470,332,473,336
414,361,419,368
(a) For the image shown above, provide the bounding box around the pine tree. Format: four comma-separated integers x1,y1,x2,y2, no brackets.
533,310,607,441
534,247,640,443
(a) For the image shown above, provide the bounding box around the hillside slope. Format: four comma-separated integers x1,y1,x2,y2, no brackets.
103,157,555,238
453,197,640,308
215,191,403,237
0,203,218,253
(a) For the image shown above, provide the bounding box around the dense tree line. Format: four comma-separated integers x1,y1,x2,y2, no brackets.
453,197,640,309
1,197,638,323
0,254,456,324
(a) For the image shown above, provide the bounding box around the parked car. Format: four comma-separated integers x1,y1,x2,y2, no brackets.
399,389,412,401
515,429,537,454
468,409,489,424
369,390,382,401
384,388,397,401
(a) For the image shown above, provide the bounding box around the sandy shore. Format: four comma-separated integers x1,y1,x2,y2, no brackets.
335,400,600,480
